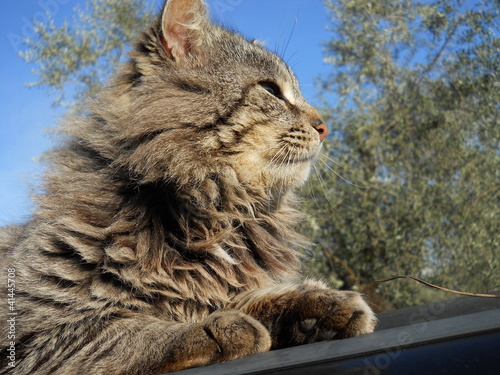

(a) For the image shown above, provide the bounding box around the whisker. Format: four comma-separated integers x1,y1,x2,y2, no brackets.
319,152,348,171
312,164,340,211
268,142,288,166
275,145,296,196
235,143,287,187
317,158,364,188
305,165,326,209
280,14,298,59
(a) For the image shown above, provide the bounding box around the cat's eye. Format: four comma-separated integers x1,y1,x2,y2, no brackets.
259,81,284,100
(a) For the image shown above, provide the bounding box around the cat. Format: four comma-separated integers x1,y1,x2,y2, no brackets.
0,0,376,374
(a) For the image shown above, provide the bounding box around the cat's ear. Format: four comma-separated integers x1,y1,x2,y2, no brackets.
160,0,209,61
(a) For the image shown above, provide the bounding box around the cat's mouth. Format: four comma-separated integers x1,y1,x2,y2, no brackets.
269,155,315,166
268,144,322,166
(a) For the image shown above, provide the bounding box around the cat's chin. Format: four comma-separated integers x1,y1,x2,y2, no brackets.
238,160,314,195
269,159,314,189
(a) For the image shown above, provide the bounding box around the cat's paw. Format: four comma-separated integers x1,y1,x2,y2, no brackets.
160,310,271,372
270,286,376,348
203,309,271,361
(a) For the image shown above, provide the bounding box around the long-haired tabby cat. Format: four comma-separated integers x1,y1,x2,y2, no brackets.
0,0,376,374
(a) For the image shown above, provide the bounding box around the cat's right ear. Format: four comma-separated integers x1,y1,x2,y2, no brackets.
160,0,209,62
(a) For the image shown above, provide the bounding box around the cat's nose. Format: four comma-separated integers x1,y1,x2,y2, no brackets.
313,119,328,141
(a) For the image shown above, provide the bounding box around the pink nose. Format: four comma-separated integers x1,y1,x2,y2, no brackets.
314,121,328,141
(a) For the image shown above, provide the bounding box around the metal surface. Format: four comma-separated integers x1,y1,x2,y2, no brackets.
167,294,500,375
171,309,500,375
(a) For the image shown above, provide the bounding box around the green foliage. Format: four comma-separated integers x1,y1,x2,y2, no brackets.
302,0,499,308
20,0,154,107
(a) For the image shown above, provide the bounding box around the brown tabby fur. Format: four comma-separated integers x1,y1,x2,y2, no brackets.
0,1,376,374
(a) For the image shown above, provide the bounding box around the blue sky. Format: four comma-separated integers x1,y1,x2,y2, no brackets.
0,0,332,226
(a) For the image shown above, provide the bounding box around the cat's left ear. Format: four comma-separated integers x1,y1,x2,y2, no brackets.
160,0,209,61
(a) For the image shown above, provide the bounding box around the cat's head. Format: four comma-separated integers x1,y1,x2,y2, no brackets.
112,0,327,200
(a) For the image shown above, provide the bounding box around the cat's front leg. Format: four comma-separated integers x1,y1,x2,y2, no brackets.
159,309,271,372
20,311,270,375
229,280,377,349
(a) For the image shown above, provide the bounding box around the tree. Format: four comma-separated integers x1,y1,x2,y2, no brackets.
20,0,154,107
301,0,499,309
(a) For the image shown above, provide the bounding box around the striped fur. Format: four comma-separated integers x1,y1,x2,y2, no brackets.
0,1,375,374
